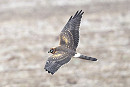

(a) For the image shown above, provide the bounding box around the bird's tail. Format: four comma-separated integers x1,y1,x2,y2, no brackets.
74,53,97,61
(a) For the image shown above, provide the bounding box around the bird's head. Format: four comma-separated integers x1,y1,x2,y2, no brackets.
48,47,56,54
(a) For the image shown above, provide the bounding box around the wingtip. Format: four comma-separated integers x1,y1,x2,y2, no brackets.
48,71,54,75
77,10,84,16
44,68,54,75
81,11,84,15
51,72,54,75
79,10,82,13
80,10,84,15
68,10,84,22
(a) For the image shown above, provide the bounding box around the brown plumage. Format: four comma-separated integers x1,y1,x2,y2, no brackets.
44,10,97,75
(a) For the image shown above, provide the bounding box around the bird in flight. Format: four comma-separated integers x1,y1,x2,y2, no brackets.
44,10,98,75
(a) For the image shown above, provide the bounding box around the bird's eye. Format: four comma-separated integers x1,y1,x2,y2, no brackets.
50,49,53,53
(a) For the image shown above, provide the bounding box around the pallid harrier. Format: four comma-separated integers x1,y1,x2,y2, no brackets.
44,10,97,75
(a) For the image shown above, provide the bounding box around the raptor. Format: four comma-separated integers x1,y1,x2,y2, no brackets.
44,10,98,75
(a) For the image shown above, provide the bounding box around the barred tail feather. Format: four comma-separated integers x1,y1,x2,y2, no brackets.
79,55,97,61
74,53,97,61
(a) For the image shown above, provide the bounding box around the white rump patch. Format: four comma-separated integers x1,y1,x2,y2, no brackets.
73,53,81,58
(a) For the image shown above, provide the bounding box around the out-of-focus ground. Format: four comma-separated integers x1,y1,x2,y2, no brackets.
0,0,130,87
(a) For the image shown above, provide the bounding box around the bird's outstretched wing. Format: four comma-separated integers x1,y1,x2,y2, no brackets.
44,51,73,74
59,10,84,51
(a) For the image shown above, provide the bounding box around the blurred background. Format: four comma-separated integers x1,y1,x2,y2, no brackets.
0,0,130,87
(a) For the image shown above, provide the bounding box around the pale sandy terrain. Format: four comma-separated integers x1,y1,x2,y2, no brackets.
0,0,130,87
